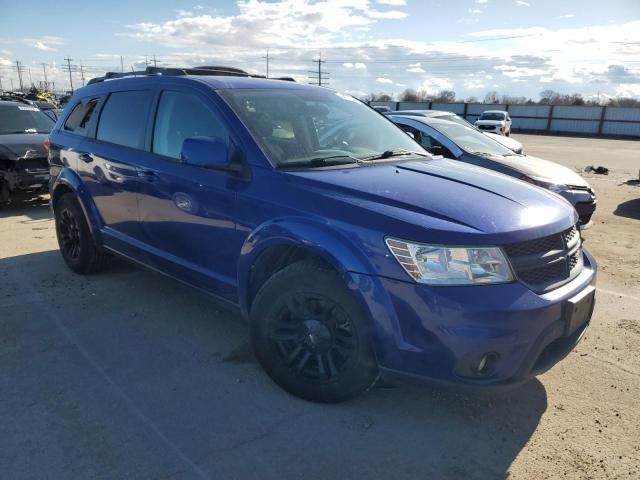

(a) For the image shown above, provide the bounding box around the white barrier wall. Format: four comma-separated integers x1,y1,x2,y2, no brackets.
369,101,640,138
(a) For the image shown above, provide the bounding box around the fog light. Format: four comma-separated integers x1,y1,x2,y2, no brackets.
477,352,499,376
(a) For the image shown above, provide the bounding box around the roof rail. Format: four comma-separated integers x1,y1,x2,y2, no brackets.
87,65,251,85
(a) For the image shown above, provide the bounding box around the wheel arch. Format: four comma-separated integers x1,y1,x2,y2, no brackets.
51,168,103,244
238,218,378,317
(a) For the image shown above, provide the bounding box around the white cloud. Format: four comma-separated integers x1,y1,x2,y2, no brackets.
469,8,483,15
367,9,408,19
377,0,406,5
407,67,426,73
515,1,531,6
124,0,408,49
457,18,479,25
408,62,421,68
377,77,393,83
24,36,64,52
343,62,366,69
557,14,575,19
476,0,489,3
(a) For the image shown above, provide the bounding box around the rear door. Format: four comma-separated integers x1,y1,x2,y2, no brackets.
79,89,153,249
135,87,244,300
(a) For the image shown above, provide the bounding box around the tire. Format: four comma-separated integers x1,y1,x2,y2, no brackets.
250,260,379,402
54,193,110,274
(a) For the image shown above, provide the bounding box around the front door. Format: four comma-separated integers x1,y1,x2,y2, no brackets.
136,88,245,300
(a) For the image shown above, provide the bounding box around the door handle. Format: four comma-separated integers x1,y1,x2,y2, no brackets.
137,169,157,181
79,153,93,163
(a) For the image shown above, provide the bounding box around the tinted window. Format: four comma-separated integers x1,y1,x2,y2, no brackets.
153,91,229,160
64,99,98,135
479,112,506,121
0,104,54,134
97,91,152,149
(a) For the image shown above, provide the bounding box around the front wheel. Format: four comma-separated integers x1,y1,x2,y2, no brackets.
251,260,379,402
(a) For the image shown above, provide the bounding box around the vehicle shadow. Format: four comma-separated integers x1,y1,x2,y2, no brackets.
0,249,546,480
613,198,640,220
0,191,50,220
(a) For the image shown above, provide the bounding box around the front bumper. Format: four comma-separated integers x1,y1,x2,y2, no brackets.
559,189,597,228
351,248,597,388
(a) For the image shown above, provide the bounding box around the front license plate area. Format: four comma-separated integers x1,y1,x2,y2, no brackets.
565,286,595,336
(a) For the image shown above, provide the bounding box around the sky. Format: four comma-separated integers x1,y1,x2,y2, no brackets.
1,0,639,101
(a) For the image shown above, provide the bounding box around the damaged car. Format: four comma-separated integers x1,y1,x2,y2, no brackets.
0,99,54,204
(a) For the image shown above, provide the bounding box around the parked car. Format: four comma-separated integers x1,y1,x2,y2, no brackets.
475,110,512,136
0,99,54,204
48,66,596,402
384,109,524,154
389,115,597,228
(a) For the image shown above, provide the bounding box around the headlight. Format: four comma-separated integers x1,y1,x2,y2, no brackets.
525,176,568,194
386,238,514,285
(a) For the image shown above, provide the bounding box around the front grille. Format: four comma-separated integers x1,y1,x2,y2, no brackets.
504,226,583,293
478,125,494,131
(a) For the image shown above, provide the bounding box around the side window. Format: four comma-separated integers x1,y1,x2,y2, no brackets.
97,90,152,149
152,90,229,160
64,98,98,135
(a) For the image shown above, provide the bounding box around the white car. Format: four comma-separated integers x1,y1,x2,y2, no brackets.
475,110,512,136
384,110,523,154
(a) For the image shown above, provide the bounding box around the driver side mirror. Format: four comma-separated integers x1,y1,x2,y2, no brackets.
181,137,241,173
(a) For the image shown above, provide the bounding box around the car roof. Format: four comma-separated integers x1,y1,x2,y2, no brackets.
73,74,317,98
481,110,506,114
390,115,456,127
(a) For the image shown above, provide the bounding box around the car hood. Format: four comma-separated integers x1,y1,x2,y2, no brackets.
484,133,522,152
285,158,576,245
475,119,506,126
0,133,48,161
488,154,590,188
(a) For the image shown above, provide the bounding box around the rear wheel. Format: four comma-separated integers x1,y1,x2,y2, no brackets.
54,193,110,273
251,260,378,402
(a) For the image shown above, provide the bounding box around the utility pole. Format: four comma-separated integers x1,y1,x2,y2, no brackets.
263,48,270,78
14,60,25,91
28,67,34,89
41,63,48,90
120,55,124,72
153,55,157,67
308,52,329,86
79,62,86,86
63,57,77,93
0,76,3,93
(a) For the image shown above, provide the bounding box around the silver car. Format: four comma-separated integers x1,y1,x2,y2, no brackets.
390,115,597,228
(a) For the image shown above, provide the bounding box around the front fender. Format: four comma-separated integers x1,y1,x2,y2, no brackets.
50,167,103,244
237,216,378,314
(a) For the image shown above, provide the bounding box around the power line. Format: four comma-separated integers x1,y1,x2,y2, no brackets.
14,60,25,91
308,53,330,86
63,57,78,93
262,48,270,78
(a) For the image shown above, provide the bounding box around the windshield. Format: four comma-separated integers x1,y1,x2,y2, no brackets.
429,121,515,156
220,88,425,167
479,112,506,121
0,105,55,134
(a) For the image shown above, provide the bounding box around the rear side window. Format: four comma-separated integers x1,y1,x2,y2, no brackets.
64,99,98,135
152,90,229,160
97,90,152,149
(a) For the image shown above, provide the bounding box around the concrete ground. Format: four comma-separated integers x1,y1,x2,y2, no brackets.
1,134,639,480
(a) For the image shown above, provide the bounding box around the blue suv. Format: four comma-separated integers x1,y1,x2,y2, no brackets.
48,67,596,402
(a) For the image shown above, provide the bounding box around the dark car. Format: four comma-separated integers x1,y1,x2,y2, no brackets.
48,66,596,402
0,100,54,204
390,115,597,228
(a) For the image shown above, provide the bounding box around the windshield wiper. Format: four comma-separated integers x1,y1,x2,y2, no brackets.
358,148,430,162
278,154,362,169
